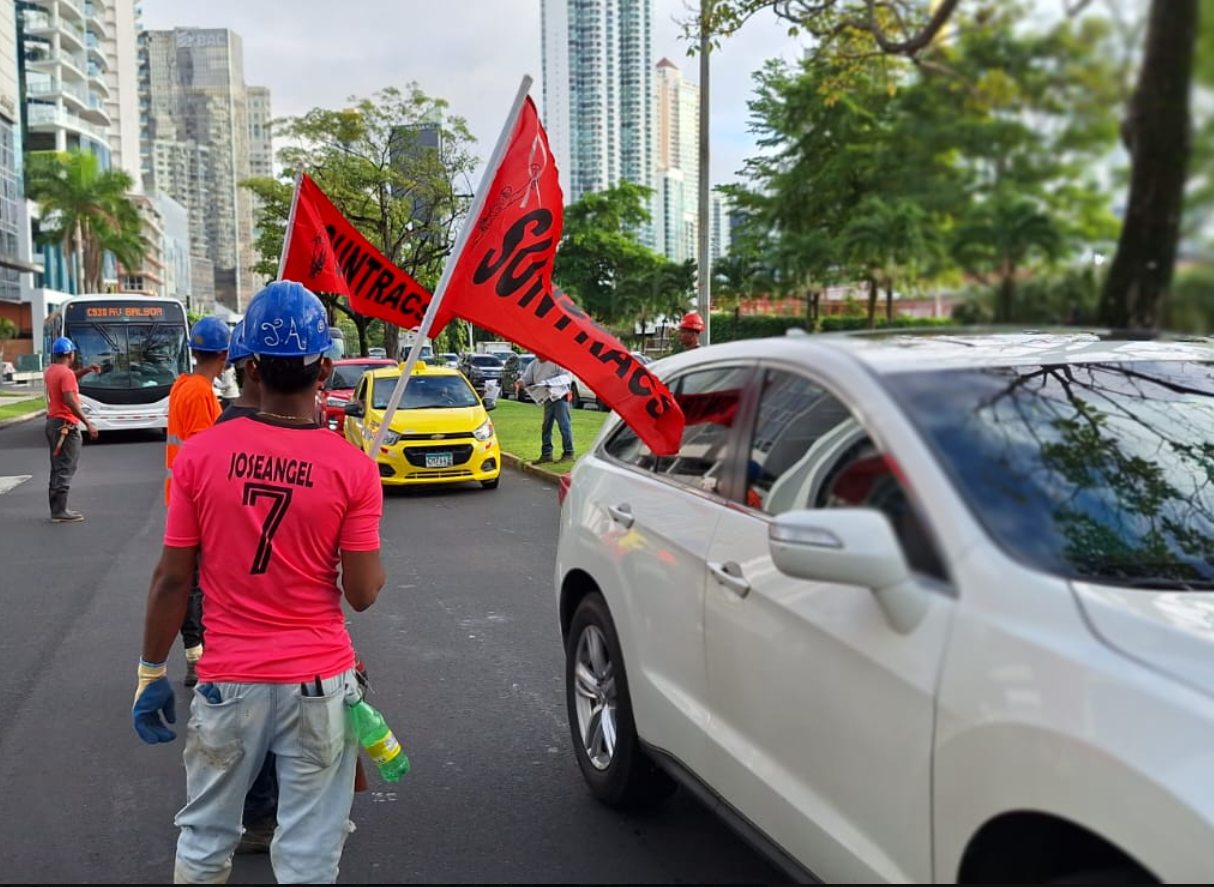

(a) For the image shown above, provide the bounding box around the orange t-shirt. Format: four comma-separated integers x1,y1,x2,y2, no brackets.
165,373,221,505
44,363,80,424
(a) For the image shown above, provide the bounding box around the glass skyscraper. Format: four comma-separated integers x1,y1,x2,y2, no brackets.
140,27,262,310
542,0,653,240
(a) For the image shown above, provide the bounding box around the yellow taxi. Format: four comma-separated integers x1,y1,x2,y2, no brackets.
342,361,502,489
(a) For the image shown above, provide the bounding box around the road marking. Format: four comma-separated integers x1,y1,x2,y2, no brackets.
0,475,31,496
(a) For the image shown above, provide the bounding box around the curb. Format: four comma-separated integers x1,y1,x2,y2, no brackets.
500,451,563,486
0,406,46,431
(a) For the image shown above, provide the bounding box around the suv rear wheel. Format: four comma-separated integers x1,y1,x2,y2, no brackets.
564,592,676,808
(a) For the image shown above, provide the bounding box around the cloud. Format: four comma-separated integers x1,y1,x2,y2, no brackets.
139,0,804,186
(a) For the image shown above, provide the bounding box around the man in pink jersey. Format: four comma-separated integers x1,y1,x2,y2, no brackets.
132,280,385,884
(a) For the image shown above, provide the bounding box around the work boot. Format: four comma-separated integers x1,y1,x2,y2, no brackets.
49,492,84,522
531,454,554,465
235,817,275,855
557,452,576,463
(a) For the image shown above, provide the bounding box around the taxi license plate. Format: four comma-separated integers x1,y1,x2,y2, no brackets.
425,452,454,468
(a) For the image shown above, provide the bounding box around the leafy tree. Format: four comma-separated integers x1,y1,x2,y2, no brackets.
0,316,16,361
952,189,1065,322
25,150,145,293
703,0,1200,329
244,84,478,357
841,197,933,326
554,181,672,326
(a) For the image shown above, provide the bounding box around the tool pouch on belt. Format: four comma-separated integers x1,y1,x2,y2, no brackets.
52,423,71,457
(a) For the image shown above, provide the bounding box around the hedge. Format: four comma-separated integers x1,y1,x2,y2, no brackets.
704,312,956,343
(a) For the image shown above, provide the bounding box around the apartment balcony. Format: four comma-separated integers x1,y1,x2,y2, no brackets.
27,48,89,82
26,102,107,141
87,63,109,95
79,91,111,126
26,77,90,114
85,34,106,67
54,0,86,23
85,12,109,42
21,11,87,52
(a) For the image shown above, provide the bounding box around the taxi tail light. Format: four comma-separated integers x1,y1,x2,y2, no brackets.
558,473,572,507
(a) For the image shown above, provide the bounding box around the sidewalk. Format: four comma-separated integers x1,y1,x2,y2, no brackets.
0,390,47,431
500,452,563,486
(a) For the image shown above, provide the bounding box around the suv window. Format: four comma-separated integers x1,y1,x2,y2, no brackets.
746,369,946,580
603,365,751,495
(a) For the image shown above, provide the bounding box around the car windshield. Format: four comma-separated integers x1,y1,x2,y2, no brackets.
329,363,388,389
372,375,479,410
470,355,502,367
886,361,1214,586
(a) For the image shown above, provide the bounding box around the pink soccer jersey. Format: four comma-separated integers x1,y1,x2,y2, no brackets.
164,416,382,683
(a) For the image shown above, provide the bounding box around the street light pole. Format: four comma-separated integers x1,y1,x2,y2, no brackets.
697,0,712,345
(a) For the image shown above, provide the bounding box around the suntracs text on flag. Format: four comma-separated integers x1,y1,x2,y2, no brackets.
437,97,685,456
280,173,439,334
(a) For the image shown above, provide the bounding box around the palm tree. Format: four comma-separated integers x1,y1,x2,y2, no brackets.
841,197,933,328
953,191,1064,323
25,150,145,293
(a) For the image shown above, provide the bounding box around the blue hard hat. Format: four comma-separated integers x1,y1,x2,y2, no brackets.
226,319,252,366
189,316,231,353
243,281,333,358
51,336,76,355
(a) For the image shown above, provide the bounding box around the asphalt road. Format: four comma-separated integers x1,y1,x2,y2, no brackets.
0,416,781,884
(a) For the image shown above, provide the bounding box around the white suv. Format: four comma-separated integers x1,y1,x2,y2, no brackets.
554,330,1214,883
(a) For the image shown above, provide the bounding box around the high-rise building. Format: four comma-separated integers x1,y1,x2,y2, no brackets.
247,84,271,179
654,57,698,264
709,190,732,267
102,0,140,183
140,27,265,311
541,0,654,226
0,0,28,315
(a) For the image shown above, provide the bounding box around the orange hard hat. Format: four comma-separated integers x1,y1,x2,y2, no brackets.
679,312,704,332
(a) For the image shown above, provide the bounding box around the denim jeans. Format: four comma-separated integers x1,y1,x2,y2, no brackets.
173,670,360,884
541,397,574,458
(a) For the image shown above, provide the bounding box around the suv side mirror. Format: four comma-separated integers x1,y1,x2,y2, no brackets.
769,508,910,589
769,508,930,633
344,402,365,418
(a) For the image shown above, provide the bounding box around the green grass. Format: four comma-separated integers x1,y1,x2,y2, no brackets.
490,396,609,474
0,397,45,422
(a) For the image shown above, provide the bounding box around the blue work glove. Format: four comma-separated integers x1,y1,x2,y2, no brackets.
133,658,177,744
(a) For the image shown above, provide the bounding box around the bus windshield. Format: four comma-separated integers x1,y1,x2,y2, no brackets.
63,300,189,390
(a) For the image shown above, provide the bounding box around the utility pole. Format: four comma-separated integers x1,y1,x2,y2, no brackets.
697,0,712,344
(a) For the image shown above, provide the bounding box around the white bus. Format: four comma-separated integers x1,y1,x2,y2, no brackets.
43,293,189,434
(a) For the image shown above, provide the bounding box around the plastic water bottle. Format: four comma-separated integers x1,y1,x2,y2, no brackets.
349,699,410,782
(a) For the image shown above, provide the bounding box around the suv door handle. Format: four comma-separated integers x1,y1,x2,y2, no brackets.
608,503,634,528
709,561,751,598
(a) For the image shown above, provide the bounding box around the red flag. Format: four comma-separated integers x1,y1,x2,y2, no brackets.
281,173,438,333
440,97,685,456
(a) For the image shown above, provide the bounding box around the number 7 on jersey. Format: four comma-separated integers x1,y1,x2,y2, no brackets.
242,482,294,574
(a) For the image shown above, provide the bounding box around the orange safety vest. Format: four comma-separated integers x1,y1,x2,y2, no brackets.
165,374,222,505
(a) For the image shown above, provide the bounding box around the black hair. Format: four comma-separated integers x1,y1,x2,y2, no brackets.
233,364,246,389
255,355,322,395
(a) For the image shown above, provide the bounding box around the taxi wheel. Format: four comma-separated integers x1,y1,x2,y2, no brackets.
481,478,500,490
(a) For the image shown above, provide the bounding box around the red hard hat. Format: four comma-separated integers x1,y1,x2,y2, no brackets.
679,312,704,332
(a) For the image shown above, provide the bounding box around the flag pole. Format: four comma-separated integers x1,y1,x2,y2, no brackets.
369,74,534,455
277,169,305,281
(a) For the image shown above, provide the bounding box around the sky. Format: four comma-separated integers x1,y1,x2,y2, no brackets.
138,0,807,189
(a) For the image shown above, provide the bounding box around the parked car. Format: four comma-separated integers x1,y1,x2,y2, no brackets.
343,361,501,489
437,352,460,369
500,353,536,400
555,329,1214,884
315,357,396,433
367,347,387,359
458,353,505,395
569,351,652,409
